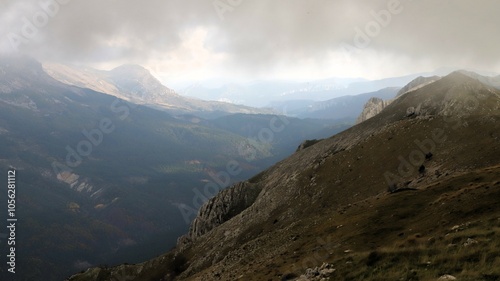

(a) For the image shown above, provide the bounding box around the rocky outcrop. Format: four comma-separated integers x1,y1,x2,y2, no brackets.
296,139,321,152
294,263,336,280
356,97,393,124
178,181,262,247
438,275,457,280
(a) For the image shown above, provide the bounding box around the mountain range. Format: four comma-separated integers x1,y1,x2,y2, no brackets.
178,68,494,108
273,87,401,120
68,71,500,281
0,56,350,281
43,63,274,119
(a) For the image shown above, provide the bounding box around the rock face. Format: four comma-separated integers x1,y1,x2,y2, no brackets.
355,97,393,124
178,181,263,247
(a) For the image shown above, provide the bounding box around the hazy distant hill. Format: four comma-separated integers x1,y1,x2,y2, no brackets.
180,77,367,107
272,87,401,120
179,68,474,108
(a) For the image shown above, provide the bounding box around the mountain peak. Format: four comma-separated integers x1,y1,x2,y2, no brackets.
0,56,63,92
375,70,500,123
109,64,155,81
437,70,498,91
111,64,150,74
453,70,500,89
105,63,178,102
396,75,440,97
0,55,45,77
446,69,481,80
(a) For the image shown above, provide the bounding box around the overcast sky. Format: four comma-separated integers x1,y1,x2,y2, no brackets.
1,0,499,86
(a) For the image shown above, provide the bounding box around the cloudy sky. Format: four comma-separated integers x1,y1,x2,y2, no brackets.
1,0,499,86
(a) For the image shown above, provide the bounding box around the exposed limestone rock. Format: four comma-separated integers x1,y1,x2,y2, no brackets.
57,171,80,185
438,274,457,280
356,97,393,124
463,237,478,247
178,181,262,248
56,171,94,193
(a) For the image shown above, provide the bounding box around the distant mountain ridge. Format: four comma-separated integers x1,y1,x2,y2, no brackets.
278,87,401,120
180,77,368,107
43,62,275,118
180,68,493,108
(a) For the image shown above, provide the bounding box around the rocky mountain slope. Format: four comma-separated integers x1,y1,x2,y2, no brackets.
69,71,500,281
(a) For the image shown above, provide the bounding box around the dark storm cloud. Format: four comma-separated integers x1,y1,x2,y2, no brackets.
208,0,500,74
1,0,499,77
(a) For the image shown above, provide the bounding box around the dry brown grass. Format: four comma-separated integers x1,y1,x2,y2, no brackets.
272,165,500,281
